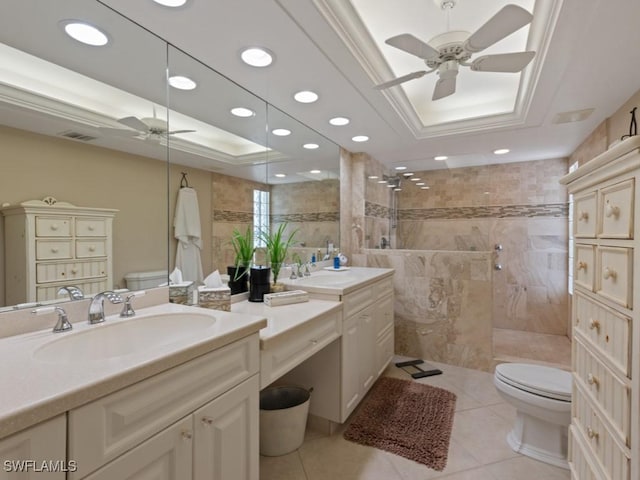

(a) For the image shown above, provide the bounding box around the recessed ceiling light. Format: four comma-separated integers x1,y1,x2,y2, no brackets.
394,188,402,191
386,184,395,188
275,173,286,178
494,148,510,155
62,21,109,46
421,186,430,190
272,128,291,136
395,166,407,171
402,172,413,177
410,177,421,182
434,155,448,161
377,180,387,184
368,175,379,179
352,135,369,142
416,182,426,186
168,75,197,90
303,143,319,149
230,107,255,118
329,117,350,126
153,0,188,6
484,191,490,194
310,169,321,174
240,47,274,67
294,90,318,103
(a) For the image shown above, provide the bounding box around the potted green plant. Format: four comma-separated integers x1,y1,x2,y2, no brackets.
261,223,298,289
227,226,256,294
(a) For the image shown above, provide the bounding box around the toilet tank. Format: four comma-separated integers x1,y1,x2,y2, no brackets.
124,270,168,290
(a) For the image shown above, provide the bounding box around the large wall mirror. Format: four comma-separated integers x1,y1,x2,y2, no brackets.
0,0,339,310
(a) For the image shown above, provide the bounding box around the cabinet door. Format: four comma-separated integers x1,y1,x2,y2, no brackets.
193,375,259,480
83,417,192,480
0,415,66,480
359,306,377,395
341,313,362,420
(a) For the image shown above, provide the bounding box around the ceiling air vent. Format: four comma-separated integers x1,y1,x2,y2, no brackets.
59,130,98,142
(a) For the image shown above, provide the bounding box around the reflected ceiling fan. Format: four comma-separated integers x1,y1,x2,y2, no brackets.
101,105,196,140
374,1,535,100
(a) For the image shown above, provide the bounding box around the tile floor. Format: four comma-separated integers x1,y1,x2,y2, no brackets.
260,358,571,480
493,328,571,369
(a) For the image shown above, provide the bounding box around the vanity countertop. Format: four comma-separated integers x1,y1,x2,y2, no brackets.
232,298,342,349
279,266,394,295
0,303,266,440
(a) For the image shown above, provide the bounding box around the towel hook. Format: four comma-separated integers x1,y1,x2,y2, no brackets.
180,172,190,189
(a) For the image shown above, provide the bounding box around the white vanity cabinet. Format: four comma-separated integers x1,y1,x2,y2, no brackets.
1,198,116,304
0,415,66,479
68,334,260,480
560,138,640,480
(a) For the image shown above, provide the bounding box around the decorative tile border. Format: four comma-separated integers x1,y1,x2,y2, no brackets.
272,212,339,223
398,203,568,220
365,201,391,219
213,210,253,223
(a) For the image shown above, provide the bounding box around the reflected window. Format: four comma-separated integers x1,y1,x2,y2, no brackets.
254,189,270,248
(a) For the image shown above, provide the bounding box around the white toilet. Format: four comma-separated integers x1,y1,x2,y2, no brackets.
493,362,572,469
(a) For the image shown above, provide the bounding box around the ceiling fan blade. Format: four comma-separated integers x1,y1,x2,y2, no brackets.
463,4,533,54
167,129,197,135
117,116,149,132
385,34,440,60
470,51,535,72
374,71,428,90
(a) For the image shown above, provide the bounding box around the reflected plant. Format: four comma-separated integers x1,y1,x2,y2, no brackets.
260,223,298,285
231,226,256,279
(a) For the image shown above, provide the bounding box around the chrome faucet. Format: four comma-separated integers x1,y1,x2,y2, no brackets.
32,306,72,333
88,291,123,324
57,285,84,300
120,290,146,318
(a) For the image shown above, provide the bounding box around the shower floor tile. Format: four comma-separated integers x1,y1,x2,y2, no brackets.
493,328,571,369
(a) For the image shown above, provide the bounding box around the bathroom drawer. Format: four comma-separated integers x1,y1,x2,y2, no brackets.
36,260,107,283
76,238,106,258
36,278,108,301
574,336,630,444
35,216,71,237
68,334,259,479
375,294,394,336
374,276,393,298
260,309,341,389
35,239,72,260
599,179,634,239
575,244,595,291
574,191,597,238
376,323,394,377
76,217,108,237
569,424,610,480
595,246,632,308
574,292,631,376
343,285,374,318
573,382,630,480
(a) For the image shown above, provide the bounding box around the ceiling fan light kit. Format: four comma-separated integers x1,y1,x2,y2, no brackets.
376,3,535,100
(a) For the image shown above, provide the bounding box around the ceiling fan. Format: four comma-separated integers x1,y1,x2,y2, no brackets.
101,105,196,140
374,1,535,101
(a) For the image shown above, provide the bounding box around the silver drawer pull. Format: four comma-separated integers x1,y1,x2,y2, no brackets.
201,416,214,426
588,319,600,331
50,224,59,231
89,246,96,252
587,427,599,440
587,373,600,388
605,201,620,219
181,430,193,440
603,267,617,280
577,261,587,271
51,248,59,253
578,211,589,221
88,225,95,231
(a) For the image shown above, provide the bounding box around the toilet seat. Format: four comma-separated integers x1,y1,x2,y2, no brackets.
495,363,571,402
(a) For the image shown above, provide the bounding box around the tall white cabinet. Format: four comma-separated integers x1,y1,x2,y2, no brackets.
1,197,116,304
560,137,640,480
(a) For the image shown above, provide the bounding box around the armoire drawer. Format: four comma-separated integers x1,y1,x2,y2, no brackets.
35,239,72,260
35,216,71,237
575,244,595,291
76,217,108,237
599,179,634,239
36,260,107,284
569,424,608,480
574,191,597,238
574,292,631,376
573,383,630,480
574,336,631,444
596,246,632,308
76,239,106,258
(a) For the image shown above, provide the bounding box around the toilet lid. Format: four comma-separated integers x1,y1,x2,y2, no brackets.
495,363,572,401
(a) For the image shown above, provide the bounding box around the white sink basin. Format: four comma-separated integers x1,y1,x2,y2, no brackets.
33,313,216,363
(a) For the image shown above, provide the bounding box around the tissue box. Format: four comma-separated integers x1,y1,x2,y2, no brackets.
198,287,231,311
169,281,195,305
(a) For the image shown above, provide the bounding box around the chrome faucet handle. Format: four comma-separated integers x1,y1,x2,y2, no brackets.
88,291,124,324
57,285,84,300
32,306,72,333
120,290,146,318
304,263,311,276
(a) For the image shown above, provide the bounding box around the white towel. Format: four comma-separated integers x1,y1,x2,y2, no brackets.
174,187,204,283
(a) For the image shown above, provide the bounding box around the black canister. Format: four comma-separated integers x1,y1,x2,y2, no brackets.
249,266,271,302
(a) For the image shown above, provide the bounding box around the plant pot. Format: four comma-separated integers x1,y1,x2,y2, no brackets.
249,266,271,302
227,265,249,295
270,282,286,293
